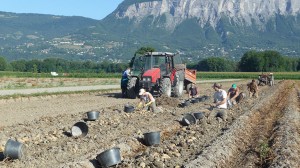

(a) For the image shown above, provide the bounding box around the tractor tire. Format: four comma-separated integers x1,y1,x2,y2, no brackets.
173,72,184,97
127,77,138,99
161,78,171,97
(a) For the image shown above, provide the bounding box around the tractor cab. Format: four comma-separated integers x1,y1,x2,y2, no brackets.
138,52,177,92
127,51,190,99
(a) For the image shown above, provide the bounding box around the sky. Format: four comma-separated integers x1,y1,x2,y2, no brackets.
0,0,124,20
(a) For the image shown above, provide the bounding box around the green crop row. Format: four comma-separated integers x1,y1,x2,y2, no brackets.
0,71,299,80
197,72,300,80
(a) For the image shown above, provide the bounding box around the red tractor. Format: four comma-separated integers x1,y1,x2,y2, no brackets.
126,52,196,98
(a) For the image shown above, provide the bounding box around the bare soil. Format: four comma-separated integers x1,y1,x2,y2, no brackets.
0,79,299,168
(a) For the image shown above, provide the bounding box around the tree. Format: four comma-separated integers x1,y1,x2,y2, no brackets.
11,59,27,72
239,51,264,72
197,57,236,72
130,46,156,67
0,56,8,71
134,47,155,56
239,50,288,72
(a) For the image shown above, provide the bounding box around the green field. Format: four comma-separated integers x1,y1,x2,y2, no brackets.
197,72,300,80
0,71,299,80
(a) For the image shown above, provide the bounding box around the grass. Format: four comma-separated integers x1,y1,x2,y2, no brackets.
197,72,300,80
1,71,300,80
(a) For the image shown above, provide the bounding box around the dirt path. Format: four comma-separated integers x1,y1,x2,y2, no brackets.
0,85,119,96
0,79,299,168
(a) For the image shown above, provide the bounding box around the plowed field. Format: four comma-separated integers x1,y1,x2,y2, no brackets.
0,80,299,168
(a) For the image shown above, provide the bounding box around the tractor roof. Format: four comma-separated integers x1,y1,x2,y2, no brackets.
144,52,176,57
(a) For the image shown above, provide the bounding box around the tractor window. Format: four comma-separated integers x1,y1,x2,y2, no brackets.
154,56,165,67
144,56,166,71
132,56,145,74
173,55,182,64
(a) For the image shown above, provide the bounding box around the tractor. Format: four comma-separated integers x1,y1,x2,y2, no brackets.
258,73,274,86
126,52,196,99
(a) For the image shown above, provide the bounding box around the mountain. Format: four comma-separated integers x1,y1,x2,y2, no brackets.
0,0,300,62
0,12,99,61
100,0,300,60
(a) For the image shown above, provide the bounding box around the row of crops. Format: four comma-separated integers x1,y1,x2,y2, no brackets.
0,71,300,80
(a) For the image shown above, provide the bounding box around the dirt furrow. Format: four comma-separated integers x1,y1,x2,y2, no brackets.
185,80,293,168
269,83,300,167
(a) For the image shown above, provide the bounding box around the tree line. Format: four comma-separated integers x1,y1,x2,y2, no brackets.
0,57,129,73
0,50,299,74
188,50,300,72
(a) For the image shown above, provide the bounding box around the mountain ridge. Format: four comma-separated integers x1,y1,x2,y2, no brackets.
0,0,299,62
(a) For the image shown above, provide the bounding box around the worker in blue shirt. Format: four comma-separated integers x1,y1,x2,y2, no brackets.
121,67,131,98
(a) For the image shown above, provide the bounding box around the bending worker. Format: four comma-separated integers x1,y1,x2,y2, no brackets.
247,79,259,98
227,84,240,105
188,83,199,98
137,89,161,113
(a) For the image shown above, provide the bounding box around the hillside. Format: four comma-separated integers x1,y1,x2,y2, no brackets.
0,0,300,62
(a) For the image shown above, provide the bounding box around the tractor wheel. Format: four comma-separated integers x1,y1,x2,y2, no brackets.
173,72,184,97
127,77,138,99
161,78,171,97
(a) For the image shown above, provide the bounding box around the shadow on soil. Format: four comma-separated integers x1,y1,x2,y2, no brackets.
62,131,72,137
100,92,124,99
89,159,124,168
0,152,4,161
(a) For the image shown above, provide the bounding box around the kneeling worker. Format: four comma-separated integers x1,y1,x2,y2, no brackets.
137,89,161,113
227,84,244,105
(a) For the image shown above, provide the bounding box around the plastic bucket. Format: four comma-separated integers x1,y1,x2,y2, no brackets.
86,111,100,121
143,131,161,146
181,113,197,126
190,98,199,103
196,97,205,102
4,139,24,160
193,112,204,120
71,122,88,137
124,105,135,113
180,100,190,107
96,148,121,167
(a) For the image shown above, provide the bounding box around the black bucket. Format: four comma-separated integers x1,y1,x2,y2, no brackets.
86,111,100,121
193,112,204,120
180,100,190,107
4,139,24,160
71,122,88,137
204,95,211,100
124,105,135,113
190,98,199,104
96,148,121,167
198,96,206,102
181,113,197,126
143,131,161,146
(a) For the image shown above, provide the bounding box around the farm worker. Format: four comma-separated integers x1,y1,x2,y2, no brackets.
247,79,259,98
227,84,244,105
212,83,227,109
120,67,131,98
209,83,228,122
137,89,161,112
188,83,199,98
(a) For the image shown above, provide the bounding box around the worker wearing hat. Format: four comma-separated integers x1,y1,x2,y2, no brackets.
137,89,161,112
227,83,243,105
212,83,227,109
